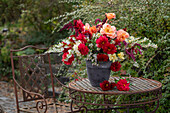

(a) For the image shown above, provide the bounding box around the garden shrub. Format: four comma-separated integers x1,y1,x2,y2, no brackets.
50,0,169,112
0,0,74,79
0,0,169,112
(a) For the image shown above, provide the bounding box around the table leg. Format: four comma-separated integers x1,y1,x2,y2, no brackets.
143,100,159,113
70,100,74,112
115,108,129,113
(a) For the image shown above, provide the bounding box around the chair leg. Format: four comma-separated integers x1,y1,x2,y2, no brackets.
52,87,57,113
53,101,57,113
14,82,20,113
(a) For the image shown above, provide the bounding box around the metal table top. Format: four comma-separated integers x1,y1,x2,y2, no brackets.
69,77,162,95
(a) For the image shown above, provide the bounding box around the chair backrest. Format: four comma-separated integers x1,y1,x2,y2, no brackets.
10,45,55,102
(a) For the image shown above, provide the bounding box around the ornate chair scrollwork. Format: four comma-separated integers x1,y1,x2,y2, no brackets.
10,45,56,113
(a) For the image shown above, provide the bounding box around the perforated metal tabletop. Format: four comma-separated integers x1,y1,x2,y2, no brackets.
68,77,162,113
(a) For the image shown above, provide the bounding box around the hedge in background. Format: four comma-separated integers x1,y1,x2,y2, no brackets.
50,0,169,112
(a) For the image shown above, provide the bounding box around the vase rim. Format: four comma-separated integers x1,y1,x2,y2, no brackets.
86,60,112,68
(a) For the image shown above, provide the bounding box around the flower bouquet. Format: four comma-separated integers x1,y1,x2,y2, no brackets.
47,13,157,90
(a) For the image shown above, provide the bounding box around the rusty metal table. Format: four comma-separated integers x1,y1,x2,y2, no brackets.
68,77,162,113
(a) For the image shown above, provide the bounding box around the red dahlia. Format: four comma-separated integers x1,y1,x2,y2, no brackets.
110,61,121,72
82,30,92,39
103,43,117,54
100,80,111,91
116,79,130,91
78,43,89,55
76,33,87,44
114,38,120,46
74,19,84,32
62,52,74,65
96,36,109,48
97,54,109,62
110,82,116,90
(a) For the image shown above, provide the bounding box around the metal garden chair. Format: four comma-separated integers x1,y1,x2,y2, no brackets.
10,45,57,113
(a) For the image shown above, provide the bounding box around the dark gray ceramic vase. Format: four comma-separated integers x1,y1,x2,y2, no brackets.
86,60,112,87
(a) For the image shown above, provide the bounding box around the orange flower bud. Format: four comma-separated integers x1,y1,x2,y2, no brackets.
89,26,97,34
105,13,116,20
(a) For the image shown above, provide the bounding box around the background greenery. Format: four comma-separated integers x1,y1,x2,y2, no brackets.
0,0,169,112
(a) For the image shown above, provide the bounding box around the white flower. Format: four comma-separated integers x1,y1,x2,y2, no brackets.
109,54,118,62
68,49,73,54
111,40,115,44
97,48,101,51
93,54,97,59
55,48,64,52
68,36,76,41
89,43,93,47
133,62,139,68
87,52,93,59
96,33,101,37
73,41,81,56
126,36,135,43
129,36,135,41
54,43,63,48
46,44,64,53
151,44,158,48
65,40,71,44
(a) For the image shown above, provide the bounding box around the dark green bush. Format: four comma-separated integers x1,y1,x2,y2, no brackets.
51,0,169,112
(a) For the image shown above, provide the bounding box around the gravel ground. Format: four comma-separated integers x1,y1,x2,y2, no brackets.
0,81,16,113
0,81,74,113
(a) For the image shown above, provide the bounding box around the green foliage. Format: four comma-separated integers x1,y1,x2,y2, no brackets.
0,0,169,112
15,48,35,56
0,0,24,25
0,0,75,80
0,33,12,80
17,0,73,46
52,0,169,112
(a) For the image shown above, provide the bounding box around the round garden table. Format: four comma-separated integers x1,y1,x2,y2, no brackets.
68,77,162,113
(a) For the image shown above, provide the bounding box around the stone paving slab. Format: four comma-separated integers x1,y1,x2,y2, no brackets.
0,81,16,113
0,81,75,113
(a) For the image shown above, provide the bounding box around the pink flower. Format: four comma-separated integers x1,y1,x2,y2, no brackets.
96,36,109,48
100,23,116,39
116,79,130,91
83,23,90,30
103,43,117,54
78,43,89,55
117,29,129,42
